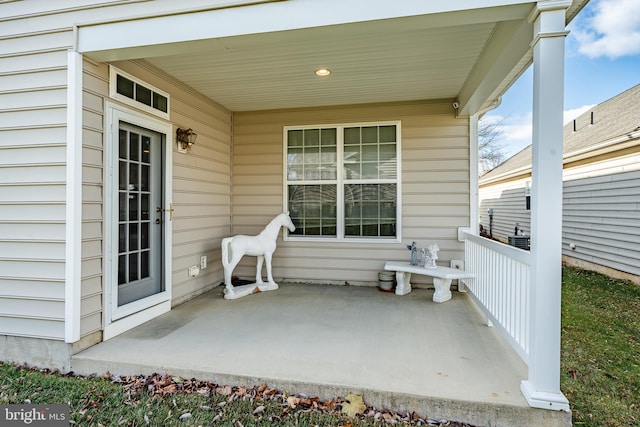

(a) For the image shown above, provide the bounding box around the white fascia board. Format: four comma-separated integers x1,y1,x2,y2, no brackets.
479,134,640,186
458,18,533,116
77,0,533,60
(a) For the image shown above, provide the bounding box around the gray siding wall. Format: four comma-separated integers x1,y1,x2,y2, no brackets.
232,101,470,285
478,177,531,241
479,157,640,278
563,169,640,277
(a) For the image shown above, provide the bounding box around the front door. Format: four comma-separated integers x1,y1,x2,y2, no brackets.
115,122,164,312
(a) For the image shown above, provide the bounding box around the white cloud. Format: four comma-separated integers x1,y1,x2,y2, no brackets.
570,0,640,58
563,104,596,124
502,114,533,142
481,113,533,158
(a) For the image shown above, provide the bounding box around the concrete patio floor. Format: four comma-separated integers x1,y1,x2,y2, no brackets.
71,283,571,426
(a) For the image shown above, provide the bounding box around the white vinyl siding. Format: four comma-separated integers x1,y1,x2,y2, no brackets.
105,60,233,307
0,1,234,345
233,101,469,284
81,59,109,337
0,22,73,339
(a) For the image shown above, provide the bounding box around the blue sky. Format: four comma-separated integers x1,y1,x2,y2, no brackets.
482,0,640,160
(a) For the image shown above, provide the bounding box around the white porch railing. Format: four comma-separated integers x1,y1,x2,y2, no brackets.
460,229,531,364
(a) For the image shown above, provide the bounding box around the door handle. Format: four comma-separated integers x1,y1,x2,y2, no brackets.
156,203,175,221
167,203,174,221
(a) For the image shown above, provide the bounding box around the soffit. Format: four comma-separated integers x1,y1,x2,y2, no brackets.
146,17,500,112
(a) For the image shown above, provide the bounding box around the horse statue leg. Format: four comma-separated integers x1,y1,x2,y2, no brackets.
255,255,264,284
222,238,247,299
262,251,278,289
224,253,244,298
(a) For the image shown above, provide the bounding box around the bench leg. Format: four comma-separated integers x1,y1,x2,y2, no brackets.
458,279,467,292
432,278,453,303
394,271,412,295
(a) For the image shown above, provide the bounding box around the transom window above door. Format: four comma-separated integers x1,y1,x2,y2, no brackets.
109,66,170,120
285,122,401,241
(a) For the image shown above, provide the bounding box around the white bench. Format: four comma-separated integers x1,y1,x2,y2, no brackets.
384,261,475,303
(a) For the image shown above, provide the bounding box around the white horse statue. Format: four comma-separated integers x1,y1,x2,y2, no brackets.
221,212,295,300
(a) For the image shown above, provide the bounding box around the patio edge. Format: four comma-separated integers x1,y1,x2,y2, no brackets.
71,356,571,427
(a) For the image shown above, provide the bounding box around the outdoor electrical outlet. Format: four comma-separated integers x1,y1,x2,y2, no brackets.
188,266,200,277
451,260,464,270
200,255,207,269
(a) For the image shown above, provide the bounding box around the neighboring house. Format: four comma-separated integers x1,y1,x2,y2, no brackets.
479,84,640,284
0,0,588,413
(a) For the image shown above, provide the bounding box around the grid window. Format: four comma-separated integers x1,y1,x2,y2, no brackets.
285,123,399,240
118,130,152,285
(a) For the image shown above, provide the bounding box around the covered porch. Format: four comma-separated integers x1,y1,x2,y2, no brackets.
67,1,585,424
71,282,568,426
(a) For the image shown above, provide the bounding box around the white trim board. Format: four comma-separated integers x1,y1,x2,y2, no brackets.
65,51,83,343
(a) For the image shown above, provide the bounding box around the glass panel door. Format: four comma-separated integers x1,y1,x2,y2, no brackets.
117,122,163,306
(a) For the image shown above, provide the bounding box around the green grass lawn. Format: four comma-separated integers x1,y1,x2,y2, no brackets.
561,267,640,426
0,367,470,426
1,266,638,426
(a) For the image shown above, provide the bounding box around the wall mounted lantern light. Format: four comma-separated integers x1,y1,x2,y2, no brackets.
176,127,197,153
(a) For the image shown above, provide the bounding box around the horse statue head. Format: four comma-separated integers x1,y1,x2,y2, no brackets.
278,211,296,233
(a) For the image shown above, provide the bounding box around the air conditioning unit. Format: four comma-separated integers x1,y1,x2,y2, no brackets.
508,235,530,250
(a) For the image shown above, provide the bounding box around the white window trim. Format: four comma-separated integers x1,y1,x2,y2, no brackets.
109,65,170,120
283,121,402,243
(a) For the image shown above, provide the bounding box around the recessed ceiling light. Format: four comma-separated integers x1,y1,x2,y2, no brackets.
315,68,331,77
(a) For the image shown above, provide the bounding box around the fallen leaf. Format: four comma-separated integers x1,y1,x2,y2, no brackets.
178,412,192,421
341,392,366,417
216,385,232,396
162,384,177,395
253,405,265,415
287,396,301,409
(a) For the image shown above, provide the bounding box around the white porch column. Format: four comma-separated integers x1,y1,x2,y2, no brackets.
65,50,83,343
521,1,571,411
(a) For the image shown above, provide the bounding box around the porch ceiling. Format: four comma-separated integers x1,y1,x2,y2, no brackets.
144,19,502,113
77,0,588,114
